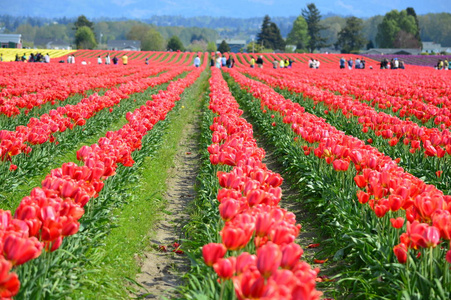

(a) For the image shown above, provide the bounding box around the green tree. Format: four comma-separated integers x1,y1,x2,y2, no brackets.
246,41,262,53
419,13,451,48
187,40,208,52
287,15,310,51
257,15,271,48
269,23,285,50
302,3,328,52
376,9,420,48
319,16,346,47
406,7,421,42
15,24,37,43
167,35,185,51
207,41,217,52
73,15,94,32
256,15,285,50
335,17,366,53
362,15,383,47
75,26,97,49
218,40,231,53
127,25,166,51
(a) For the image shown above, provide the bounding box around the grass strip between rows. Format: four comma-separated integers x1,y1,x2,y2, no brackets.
70,69,209,299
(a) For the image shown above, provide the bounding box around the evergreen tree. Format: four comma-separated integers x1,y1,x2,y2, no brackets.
127,25,166,51
167,35,185,51
287,15,310,51
256,15,285,50
366,40,375,49
218,40,231,53
257,15,271,48
335,17,366,53
269,23,285,50
75,26,97,49
406,7,421,44
73,15,94,32
302,3,328,52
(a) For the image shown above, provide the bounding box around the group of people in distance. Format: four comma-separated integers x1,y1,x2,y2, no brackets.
435,59,449,70
208,53,236,68
248,55,293,69
379,58,405,69
339,57,368,69
66,53,127,65
14,52,50,63
308,58,320,69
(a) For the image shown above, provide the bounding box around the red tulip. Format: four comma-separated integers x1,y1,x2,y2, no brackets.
256,242,282,278
0,258,20,298
280,243,304,270
390,217,405,229
235,252,257,275
202,243,227,267
446,249,451,264
3,235,42,266
393,243,408,264
213,257,236,280
221,226,250,251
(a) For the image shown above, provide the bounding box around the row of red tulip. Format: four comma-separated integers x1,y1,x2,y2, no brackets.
224,67,451,267
0,62,204,298
0,61,169,117
0,63,139,100
202,68,321,299
0,65,191,165
240,67,451,158
279,68,451,128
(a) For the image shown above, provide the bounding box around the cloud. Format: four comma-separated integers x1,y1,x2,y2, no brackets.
111,0,137,7
334,0,363,16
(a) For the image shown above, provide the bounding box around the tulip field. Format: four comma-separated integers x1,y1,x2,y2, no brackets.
0,49,451,299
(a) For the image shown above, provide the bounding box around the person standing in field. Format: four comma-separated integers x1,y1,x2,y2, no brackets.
339,57,346,69
229,56,235,68
97,56,102,64
256,55,263,68
215,55,221,68
250,56,255,68
122,54,128,65
279,59,285,68
194,55,200,67
44,53,50,63
105,53,111,65
221,55,227,67
273,58,278,69
348,57,353,69
113,56,118,65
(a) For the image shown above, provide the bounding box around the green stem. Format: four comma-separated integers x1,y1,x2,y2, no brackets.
219,279,226,300
429,247,434,280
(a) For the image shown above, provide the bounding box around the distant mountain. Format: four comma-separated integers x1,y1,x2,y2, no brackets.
3,0,450,19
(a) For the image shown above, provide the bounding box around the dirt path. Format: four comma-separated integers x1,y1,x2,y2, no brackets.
134,118,200,299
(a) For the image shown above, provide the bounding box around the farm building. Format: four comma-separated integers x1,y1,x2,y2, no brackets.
215,39,246,53
0,33,22,48
107,40,141,51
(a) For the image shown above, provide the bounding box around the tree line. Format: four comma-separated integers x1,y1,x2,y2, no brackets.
1,8,450,53
253,4,431,53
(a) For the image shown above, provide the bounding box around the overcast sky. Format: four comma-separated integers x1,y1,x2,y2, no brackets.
3,0,450,19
